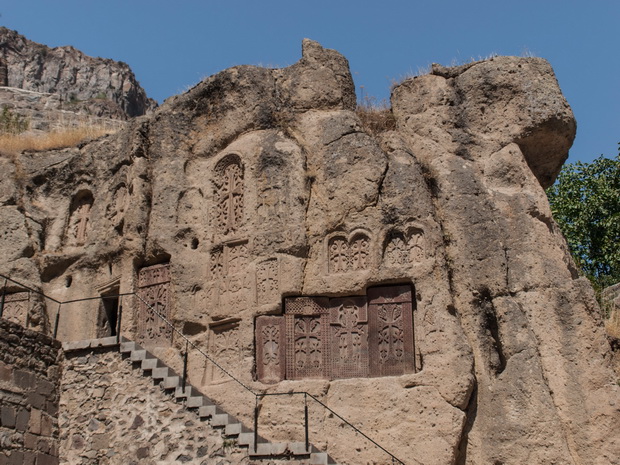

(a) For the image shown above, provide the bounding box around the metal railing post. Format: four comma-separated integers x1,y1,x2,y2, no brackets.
182,340,189,393
53,303,61,339
304,393,309,452
0,277,6,319
254,396,259,453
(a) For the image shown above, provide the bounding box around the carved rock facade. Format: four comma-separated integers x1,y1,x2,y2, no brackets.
0,38,618,465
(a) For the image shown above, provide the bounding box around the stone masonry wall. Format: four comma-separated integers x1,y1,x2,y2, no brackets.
60,346,307,465
0,318,62,465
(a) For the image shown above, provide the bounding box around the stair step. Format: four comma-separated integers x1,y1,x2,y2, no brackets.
224,422,242,436
118,336,339,464
211,413,230,427
130,349,147,362
175,386,197,399
198,405,217,419
151,367,171,380
237,432,254,447
186,395,207,408
161,376,180,390
249,442,288,457
141,357,160,371
120,341,138,353
288,442,310,455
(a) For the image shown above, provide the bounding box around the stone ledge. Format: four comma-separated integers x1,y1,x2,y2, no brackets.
62,337,119,353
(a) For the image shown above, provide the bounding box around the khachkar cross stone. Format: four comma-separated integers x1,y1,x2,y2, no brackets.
69,194,93,245
255,285,415,383
214,156,244,235
328,233,370,273
368,285,415,377
256,259,278,305
137,263,172,345
330,296,369,379
256,316,286,384
285,297,330,380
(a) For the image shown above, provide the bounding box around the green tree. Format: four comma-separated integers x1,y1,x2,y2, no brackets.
547,146,620,295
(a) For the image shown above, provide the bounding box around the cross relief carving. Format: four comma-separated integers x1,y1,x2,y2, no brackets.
214,155,244,235
328,232,371,274
136,263,172,345
255,284,414,384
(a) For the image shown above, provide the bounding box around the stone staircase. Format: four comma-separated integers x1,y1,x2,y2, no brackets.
118,337,337,465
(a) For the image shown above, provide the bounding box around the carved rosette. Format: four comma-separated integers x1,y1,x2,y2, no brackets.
137,263,172,345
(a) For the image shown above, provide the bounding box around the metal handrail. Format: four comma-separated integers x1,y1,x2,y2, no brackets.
0,271,408,465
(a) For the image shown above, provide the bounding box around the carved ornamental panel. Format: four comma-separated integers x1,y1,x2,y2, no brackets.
285,297,330,380
384,228,425,267
256,259,279,305
329,296,369,379
214,155,244,235
204,321,242,384
208,241,251,310
368,285,415,377
137,263,172,345
2,292,30,326
256,316,286,384
256,285,415,383
67,191,94,246
328,233,370,273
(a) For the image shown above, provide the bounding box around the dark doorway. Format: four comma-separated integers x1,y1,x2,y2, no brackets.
97,290,120,337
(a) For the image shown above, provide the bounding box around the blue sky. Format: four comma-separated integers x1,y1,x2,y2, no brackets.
1,0,618,165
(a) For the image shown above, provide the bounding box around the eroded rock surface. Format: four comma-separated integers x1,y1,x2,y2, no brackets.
0,39,618,465
0,27,156,119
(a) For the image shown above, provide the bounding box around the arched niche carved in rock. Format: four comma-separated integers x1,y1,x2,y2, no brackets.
383,226,426,267
177,188,205,227
66,190,94,246
327,230,371,274
213,154,244,235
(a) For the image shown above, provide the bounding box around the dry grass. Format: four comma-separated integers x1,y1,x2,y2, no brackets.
0,125,118,155
356,96,396,137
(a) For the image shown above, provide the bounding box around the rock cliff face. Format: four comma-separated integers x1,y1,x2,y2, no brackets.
0,39,618,465
0,27,156,119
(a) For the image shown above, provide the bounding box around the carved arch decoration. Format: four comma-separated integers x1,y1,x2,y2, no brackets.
213,154,244,235
255,284,415,384
327,229,372,274
66,190,94,246
383,225,426,267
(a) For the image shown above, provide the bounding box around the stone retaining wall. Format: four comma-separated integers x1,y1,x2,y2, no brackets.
0,318,62,465
59,346,307,465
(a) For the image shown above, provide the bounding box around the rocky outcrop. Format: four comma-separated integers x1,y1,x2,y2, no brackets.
0,39,618,465
0,27,156,119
